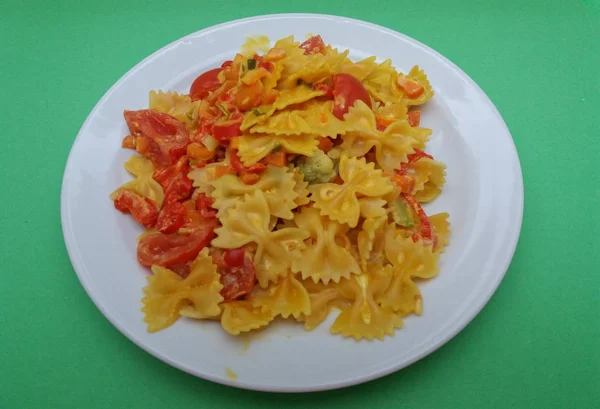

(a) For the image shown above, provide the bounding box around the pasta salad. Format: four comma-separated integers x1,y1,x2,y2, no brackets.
110,34,450,340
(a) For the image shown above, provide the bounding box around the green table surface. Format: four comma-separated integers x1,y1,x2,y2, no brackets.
1,1,599,408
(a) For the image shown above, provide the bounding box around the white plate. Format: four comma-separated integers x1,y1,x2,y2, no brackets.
61,13,523,392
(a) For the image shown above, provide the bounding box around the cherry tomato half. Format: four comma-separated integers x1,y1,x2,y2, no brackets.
137,228,216,268
332,73,372,120
113,189,158,228
300,35,326,55
123,109,188,167
190,68,223,101
156,201,187,234
216,249,256,301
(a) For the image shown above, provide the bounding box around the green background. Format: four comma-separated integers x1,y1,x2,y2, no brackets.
1,0,598,408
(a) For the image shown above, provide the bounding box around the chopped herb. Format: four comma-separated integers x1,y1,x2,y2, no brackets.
271,142,282,153
215,103,230,119
252,108,265,116
247,58,257,70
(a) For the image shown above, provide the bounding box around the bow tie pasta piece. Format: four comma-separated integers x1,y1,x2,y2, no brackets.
238,132,318,166
359,197,388,219
297,279,351,331
212,190,310,287
211,166,299,219
406,158,447,202
149,91,199,132
362,59,403,104
278,48,349,90
291,167,310,206
252,273,311,319
273,35,307,79
309,154,393,228
341,56,378,81
292,207,361,284
331,266,401,340
342,101,429,173
378,229,440,315
429,213,451,253
250,101,348,138
221,300,275,335
141,248,223,332
373,101,408,125
357,216,389,272
240,35,271,56
109,154,164,207
241,86,326,131
398,65,434,106
188,162,231,196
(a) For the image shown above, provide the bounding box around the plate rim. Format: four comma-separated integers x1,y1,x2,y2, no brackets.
61,12,524,392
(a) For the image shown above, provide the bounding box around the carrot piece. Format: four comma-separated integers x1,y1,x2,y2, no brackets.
187,143,214,160
264,151,287,167
317,137,334,153
391,175,415,194
240,172,260,185
407,110,421,127
214,165,234,177
264,48,286,62
375,116,394,131
122,135,136,149
397,78,424,99
229,137,240,150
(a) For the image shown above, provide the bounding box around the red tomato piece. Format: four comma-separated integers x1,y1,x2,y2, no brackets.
195,193,217,219
402,194,436,247
229,149,267,174
137,228,216,268
300,35,326,55
331,73,372,120
407,110,421,127
190,68,223,101
123,110,189,167
164,173,192,204
407,149,434,163
212,117,243,143
215,249,256,301
221,60,233,68
156,201,187,234
113,189,158,228
313,82,334,98
258,61,274,72
223,248,245,267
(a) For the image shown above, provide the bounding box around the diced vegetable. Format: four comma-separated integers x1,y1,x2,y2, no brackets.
391,197,414,227
296,149,336,184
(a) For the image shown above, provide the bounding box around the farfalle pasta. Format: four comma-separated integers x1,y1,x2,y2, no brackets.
111,34,451,341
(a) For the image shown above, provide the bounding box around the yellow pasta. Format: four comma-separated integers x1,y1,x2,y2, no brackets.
113,34,450,340
212,190,309,287
309,154,393,228
110,154,164,207
252,272,311,319
331,266,401,340
221,300,275,335
149,90,199,131
341,101,420,173
292,207,361,284
141,249,223,332
210,166,298,219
